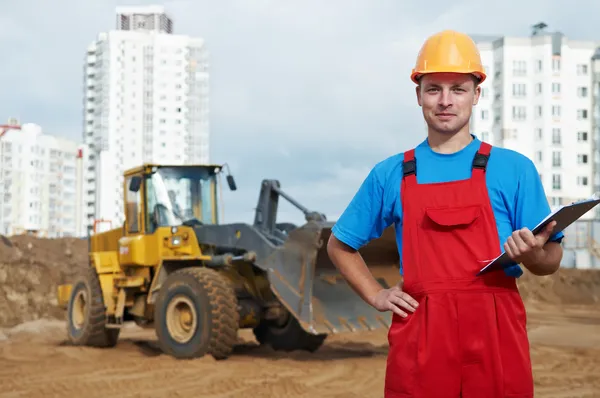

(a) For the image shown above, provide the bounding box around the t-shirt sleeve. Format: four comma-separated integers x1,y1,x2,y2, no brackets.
331,167,393,250
513,158,564,244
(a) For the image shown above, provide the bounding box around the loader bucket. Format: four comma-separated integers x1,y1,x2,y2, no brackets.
259,221,400,335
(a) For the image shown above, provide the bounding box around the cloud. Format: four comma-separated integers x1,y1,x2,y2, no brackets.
2,0,600,227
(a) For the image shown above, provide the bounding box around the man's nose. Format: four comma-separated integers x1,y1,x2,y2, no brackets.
438,89,452,107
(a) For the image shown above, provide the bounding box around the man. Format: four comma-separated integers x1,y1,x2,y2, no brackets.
326,30,564,398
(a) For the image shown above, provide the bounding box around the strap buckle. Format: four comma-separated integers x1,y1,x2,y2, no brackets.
403,159,416,176
472,153,489,170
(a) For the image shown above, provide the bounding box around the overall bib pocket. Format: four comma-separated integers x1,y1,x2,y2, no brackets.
422,205,482,230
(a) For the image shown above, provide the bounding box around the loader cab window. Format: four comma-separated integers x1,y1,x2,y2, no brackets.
125,175,143,234
199,178,214,223
145,166,219,233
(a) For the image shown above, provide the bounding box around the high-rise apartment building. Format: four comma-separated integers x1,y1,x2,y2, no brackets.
0,120,84,237
82,5,210,231
470,26,600,217
591,50,600,216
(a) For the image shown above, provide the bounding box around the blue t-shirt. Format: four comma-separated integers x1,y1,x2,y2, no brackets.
331,135,564,278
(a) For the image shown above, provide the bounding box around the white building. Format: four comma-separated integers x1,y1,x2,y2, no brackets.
592,50,600,217
0,120,84,238
470,26,600,217
82,5,210,231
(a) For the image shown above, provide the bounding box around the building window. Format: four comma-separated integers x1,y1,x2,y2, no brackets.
552,58,561,72
552,128,561,144
577,176,589,186
481,110,489,120
552,174,561,190
578,154,588,164
512,60,526,76
577,131,588,142
512,83,526,97
577,87,588,97
481,131,489,142
577,64,588,75
577,109,588,120
536,151,543,163
512,106,526,121
552,151,561,167
536,128,543,140
535,106,542,118
536,60,543,72
536,83,542,94
552,82,561,94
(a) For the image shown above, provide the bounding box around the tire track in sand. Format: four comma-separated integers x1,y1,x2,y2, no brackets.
0,326,389,398
2,314,600,398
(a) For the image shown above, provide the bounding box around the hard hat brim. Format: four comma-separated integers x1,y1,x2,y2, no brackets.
411,70,487,85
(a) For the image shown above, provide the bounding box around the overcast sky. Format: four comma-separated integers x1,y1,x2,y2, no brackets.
2,0,600,225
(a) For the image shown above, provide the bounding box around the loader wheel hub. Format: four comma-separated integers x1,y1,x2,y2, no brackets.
166,295,198,344
72,290,87,330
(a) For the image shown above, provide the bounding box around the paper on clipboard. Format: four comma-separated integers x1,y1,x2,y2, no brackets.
477,192,600,276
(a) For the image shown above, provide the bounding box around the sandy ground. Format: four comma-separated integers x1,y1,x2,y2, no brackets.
0,303,598,398
1,236,599,397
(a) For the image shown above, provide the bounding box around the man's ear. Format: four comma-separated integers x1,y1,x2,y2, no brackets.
473,85,481,106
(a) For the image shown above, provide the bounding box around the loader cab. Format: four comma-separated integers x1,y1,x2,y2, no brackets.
123,164,236,236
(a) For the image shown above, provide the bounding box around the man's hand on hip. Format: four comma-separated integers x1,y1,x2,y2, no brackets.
368,280,419,318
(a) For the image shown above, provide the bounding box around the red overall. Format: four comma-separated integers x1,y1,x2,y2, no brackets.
384,142,533,398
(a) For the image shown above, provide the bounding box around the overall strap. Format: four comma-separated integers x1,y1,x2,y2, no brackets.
402,149,417,186
472,141,492,179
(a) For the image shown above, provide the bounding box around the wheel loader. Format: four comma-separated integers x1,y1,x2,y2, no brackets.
56,163,400,360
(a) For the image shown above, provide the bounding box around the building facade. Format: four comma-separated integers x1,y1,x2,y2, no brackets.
0,121,84,238
82,5,210,231
592,50,600,218
471,29,600,217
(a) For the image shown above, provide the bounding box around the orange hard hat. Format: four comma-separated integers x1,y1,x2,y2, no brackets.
410,30,486,84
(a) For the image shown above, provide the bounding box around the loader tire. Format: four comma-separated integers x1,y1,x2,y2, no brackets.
253,314,326,352
66,267,120,348
154,267,239,360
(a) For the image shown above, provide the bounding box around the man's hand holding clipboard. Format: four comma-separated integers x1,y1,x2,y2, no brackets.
478,193,600,276
503,220,558,271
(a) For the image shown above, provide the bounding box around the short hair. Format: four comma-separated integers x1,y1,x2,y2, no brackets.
416,73,481,91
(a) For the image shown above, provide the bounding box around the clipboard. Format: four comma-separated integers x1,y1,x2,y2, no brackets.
477,192,600,276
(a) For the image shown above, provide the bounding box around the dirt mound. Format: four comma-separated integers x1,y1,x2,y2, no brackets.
0,234,599,330
0,235,88,328
518,267,600,305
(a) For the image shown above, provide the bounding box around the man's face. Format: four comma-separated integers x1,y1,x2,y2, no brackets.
416,72,481,135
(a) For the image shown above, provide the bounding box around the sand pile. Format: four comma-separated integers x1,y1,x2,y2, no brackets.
517,267,600,305
0,234,88,328
0,234,599,329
